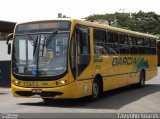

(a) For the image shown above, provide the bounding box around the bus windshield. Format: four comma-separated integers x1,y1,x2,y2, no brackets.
12,21,70,78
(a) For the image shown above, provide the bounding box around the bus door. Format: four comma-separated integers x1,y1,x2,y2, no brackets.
75,25,92,97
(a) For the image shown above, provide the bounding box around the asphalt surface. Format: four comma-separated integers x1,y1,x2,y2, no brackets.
0,68,160,113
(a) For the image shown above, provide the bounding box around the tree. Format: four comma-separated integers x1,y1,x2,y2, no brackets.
129,11,160,34
85,11,160,35
0,32,8,40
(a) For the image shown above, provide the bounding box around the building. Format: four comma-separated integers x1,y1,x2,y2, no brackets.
0,20,16,87
0,20,16,33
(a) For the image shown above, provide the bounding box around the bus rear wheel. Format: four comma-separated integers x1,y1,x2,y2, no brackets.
90,79,100,101
42,98,55,103
138,71,145,88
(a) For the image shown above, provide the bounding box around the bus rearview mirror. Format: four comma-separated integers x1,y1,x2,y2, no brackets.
8,43,11,55
6,33,13,45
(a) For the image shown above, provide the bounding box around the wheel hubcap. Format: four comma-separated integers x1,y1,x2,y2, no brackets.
93,83,98,97
140,73,145,86
141,76,144,86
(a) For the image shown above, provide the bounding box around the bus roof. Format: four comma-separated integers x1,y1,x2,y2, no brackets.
16,18,158,39
72,19,158,39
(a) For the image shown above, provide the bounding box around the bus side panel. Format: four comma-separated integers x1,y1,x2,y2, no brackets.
100,56,119,91
127,56,141,85
117,55,130,87
76,80,92,98
127,55,157,85
103,76,119,91
145,55,157,81
146,69,157,81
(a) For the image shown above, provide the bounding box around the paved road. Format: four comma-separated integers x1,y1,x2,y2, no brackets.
0,68,160,113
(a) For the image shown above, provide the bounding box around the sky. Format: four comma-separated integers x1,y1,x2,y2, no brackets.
0,0,160,22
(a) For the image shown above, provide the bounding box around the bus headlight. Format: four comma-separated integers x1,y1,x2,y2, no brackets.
12,80,20,86
60,80,66,84
56,80,67,86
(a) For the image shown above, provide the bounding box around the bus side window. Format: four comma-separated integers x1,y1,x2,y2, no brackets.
76,26,90,76
93,29,107,55
130,36,137,55
144,38,150,54
107,32,119,55
150,39,156,55
119,34,129,54
137,37,144,54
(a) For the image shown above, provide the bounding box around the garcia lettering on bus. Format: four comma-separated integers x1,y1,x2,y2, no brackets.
112,57,137,66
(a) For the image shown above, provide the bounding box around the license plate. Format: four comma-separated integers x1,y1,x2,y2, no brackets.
23,82,39,87
32,89,42,94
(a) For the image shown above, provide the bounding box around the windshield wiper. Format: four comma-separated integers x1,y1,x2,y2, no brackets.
33,36,38,56
45,30,58,47
42,30,57,57
24,31,58,56
42,36,46,57
25,32,34,46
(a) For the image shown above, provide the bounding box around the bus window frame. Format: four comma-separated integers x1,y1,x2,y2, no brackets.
75,24,91,76
128,35,138,55
119,33,129,55
93,28,107,55
106,31,119,56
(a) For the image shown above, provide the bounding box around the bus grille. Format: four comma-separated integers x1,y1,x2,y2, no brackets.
15,91,63,97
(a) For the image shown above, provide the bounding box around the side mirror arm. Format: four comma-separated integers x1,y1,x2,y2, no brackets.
8,43,11,54
6,33,13,45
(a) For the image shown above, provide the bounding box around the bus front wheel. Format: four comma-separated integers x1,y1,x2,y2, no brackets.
90,79,100,101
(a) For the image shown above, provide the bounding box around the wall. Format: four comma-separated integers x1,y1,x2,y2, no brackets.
0,41,11,87
0,61,11,87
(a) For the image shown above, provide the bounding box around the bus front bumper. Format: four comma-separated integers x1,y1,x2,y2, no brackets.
12,81,77,99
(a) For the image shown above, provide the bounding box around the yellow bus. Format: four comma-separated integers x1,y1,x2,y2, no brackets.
7,19,158,102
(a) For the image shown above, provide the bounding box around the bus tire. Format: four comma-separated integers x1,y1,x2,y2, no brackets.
138,71,145,88
90,78,100,101
42,98,55,103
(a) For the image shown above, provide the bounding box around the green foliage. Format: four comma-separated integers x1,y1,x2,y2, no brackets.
0,32,8,40
86,11,160,35
156,34,160,39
